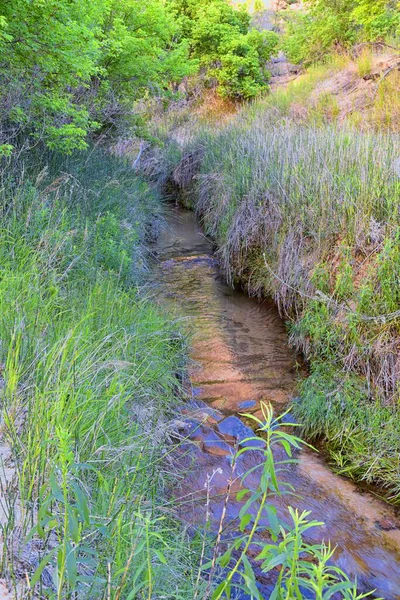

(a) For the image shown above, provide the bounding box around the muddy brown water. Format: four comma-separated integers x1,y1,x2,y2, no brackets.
152,207,400,599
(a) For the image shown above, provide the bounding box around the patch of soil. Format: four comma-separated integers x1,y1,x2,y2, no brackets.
310,52,400,122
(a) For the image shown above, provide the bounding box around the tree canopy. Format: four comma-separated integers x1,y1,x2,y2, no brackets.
0,0,279,153
168,0,279,98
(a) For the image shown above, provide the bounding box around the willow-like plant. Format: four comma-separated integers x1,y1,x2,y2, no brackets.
210,403,378,600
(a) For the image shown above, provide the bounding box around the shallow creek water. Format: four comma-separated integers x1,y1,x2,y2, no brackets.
152,207,400,599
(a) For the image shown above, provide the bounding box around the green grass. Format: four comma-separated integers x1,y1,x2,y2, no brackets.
293,363,400,498
0,147,201,598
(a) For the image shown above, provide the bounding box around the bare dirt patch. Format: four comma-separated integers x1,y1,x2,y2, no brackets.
310,52,400,122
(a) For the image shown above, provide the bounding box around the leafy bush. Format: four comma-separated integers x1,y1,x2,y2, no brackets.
0,0,194,152
215,30,279,99
168,0,279,99
282,0,400,65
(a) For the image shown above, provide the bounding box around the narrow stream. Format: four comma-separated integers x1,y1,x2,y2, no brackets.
152,207,400,599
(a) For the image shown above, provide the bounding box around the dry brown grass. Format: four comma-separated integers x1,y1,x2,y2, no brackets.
193,90,240,125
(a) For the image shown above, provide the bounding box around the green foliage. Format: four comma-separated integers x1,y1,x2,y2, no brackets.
0,0,194,151
351,0,400,39
282,0,400,64
369,229,400,315
100,0,195,104
215,30,279,99
209,404,377,599
0,0,282,149
0,0,104,150
168,0,278,99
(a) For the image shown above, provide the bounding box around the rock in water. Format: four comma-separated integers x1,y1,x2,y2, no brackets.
217,416,265,448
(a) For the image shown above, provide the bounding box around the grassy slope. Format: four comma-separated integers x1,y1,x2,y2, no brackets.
162,57,400,501
0,148,200,598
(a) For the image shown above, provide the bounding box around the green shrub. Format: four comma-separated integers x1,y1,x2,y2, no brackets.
282,0,400,65
168,0,278,99
0,0,195,152
214,30,278,99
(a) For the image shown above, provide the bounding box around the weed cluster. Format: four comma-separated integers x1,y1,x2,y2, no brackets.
207,404,375,600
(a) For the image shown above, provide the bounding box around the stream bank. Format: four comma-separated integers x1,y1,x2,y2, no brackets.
152,207,400,599
151,95,400,501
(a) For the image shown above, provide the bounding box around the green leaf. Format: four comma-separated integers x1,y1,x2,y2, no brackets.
212,581,229,600
30,549,57,588
260,551,287,572
49,471,64,503
66,542,78,587
239,513,252,532
322,580,357,599
154,549,167,564
220,549,233,568
242,555,263,599
236,488,249,501
126,581,147,600
72,482,90,527
68,506,80,543
265,505,280,537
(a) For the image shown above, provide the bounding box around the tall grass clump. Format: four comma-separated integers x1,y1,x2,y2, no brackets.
0,147,201,598
355,48,373,78
170,114,400,499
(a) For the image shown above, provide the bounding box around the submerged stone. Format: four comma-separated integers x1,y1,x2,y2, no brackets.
238,399,257,409
217,416,265,448
202,430,233,456
188,425,233,456
174,418,202,436
185,399,223,422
